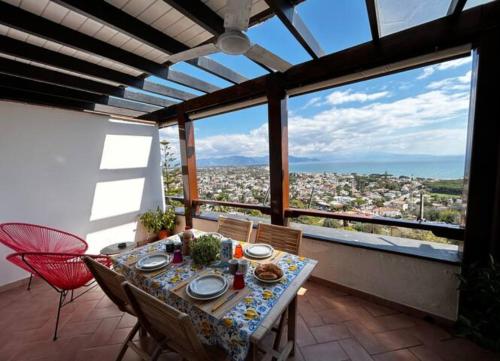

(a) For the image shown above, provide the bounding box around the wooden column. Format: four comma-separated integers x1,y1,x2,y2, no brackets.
177,110,199,228
267,75,289,226
463,29,500,265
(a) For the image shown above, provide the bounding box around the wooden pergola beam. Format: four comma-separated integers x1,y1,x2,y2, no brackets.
52,0,246,85
365,0,380,41
143,0,500,123
0,73,160,114
0,36,196,102
267,75,289,225
0,86,143,118
0,2,219,93
448,0,468,16
265,0,324,59
177,111,199,228
161,0,225,36
0,57,177,108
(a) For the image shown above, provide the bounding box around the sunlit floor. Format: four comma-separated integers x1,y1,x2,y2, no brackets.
0,279,496,361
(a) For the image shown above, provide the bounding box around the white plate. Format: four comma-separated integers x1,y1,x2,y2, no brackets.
253,268,285,283
186,280,229,301
189,274,227,297
245,244,274,259
136,254,169,270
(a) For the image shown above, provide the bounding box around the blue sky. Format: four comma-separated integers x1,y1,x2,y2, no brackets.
159,0,475,162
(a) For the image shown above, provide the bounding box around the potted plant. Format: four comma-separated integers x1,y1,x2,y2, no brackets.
139,206,176,241
190,234,221,266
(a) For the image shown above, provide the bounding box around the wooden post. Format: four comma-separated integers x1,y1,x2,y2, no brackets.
177,110,199,228
463,29,500,265
267,75,289,226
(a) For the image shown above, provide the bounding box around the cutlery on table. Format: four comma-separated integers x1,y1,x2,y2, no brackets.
211,291,239,312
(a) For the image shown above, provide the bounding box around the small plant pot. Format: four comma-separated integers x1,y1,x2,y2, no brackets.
158,229,170,240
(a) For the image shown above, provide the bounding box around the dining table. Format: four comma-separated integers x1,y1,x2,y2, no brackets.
111,229,317,361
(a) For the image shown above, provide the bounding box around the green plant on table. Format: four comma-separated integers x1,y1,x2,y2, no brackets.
139,206,176,234
457,255,500,351
190,234,221,266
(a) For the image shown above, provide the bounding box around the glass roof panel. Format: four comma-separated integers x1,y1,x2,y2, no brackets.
464,0,495,10
208,53,268,79
247,16,311,65
375,0,451,36
169,62,232,89
296,0,372,54
146,76,204,96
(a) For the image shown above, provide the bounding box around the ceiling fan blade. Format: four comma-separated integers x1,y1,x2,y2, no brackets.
245,44,293,72
167,43,219,64
224,0,252,31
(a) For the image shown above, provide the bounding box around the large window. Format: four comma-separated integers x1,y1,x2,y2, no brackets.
193,105,270,219
287,55,473,246
159,125,183,204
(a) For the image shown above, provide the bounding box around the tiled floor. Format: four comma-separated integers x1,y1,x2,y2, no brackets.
0,279,497,361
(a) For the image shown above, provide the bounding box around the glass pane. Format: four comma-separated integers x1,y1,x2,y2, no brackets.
375,0,451,36
297,0,372,54
159,125,183,201
464,0,495,10
287,53,473,247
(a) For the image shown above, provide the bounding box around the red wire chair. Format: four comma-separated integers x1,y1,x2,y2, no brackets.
7,252,111,340
0,223,88,289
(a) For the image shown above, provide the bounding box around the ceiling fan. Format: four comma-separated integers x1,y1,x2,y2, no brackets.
167,0,292,73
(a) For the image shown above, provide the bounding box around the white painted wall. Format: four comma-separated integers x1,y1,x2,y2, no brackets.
0,101,164,287
175,216,460,321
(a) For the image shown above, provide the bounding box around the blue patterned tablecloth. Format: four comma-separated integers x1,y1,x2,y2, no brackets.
112,231,313,361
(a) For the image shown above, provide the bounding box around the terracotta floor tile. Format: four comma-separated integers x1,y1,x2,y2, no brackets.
298,299,324,327
362,302,400,317
117,313,137,329
296,315,317,347
408,345,445,361
339,338,375,361
301,341,349,361
373,349,420,361
374,329,422,352
309,324,351,343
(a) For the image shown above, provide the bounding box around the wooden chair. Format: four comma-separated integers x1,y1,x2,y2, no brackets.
83,257,141,361
217,216,253,243
121,281,228,361
255,223,303,255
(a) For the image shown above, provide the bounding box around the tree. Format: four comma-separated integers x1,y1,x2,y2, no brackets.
160,140,182,197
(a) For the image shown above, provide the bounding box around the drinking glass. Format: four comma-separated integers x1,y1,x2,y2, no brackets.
233,271,245,290
172,249,183,264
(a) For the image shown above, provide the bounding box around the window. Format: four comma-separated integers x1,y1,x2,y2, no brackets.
193,105,270,220
287,54,473,247
159,125,183,204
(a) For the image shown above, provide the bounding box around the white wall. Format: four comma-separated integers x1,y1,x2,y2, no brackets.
176,216,460,321
0,101,164,287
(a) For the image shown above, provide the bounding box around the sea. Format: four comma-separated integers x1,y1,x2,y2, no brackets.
289,159,465,179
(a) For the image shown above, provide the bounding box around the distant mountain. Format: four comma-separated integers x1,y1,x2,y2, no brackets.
197,155,318,167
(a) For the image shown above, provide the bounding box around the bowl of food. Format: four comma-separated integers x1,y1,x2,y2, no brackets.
253,263,284,283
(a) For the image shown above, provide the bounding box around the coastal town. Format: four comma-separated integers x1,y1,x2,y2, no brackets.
194,166,465,228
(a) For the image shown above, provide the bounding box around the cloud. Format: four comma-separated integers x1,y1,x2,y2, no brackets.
427,71,472,91
417,57,471,79
326,89,389,105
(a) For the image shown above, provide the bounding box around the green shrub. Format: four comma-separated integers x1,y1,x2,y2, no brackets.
190,234,221,266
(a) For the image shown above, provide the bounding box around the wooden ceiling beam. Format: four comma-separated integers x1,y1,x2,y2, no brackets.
0,86,144,119
0,73,160,114
448,0,468,16
0,2,219,93
161,0,225,35
142,0,500,123
52,0,246,85
365,0,380,42
0,57,177,108
0,35,195,101
265,0,324,59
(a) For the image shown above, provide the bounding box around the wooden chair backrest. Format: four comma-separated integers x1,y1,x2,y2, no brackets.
122,281,211,361
217,216,253,243
83,256,129,313
255,223,303,255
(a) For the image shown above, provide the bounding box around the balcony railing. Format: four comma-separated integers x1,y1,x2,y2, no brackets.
166,196,464,240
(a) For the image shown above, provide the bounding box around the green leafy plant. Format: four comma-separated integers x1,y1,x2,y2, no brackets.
139,206,176,234
457,255,500,351
190,234,221,266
